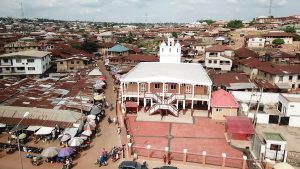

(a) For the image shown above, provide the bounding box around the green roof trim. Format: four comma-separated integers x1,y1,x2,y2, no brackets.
107,44,129,53
263,132,286,141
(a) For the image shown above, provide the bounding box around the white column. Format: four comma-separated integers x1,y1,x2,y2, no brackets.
208,85,211,110
137,82,140,105
178,83,181,94
191,84,195,110
162,82,165,101
176,100,179,109
148,82,150,93
183,100,186,109
144,98,146,107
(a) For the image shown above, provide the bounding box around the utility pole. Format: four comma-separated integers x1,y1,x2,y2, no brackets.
269,0,273,17
253,88,263,127
20,1,24,18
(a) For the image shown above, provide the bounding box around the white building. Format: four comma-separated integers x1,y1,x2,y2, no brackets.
204,45,233,71
246,37,265,48
0,50,51,76
159,38,181,63
278,94,300,117
120,38,212,117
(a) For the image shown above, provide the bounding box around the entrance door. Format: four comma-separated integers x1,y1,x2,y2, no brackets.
186,85,192,94
140,83,145,92
164,84,168,92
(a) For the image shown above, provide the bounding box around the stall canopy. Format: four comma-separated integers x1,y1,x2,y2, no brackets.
10,125,27,133
26,126,42,132
226,116,255,135
125,102,138,108
35,127,55,135
90,105,101,115
63,128,78,139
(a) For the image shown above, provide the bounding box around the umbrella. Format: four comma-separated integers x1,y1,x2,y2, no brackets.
80,136,88,140
98,76,106,81
87,114,96,120
41,147,60,158
68,137,84,147
94,94,105,101
58,147,75,157
84,123,95,131
58,133,71,142
81,130,92,136
18,133,27,140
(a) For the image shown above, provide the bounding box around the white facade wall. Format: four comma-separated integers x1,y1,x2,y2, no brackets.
247,37,265,48
274,74,300,89
159,38,181,64
289,116,300,127
205,51,232,71
0,55,51,75
278,94,300,116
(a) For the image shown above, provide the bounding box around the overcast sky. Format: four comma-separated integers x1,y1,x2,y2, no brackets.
0,0,299,23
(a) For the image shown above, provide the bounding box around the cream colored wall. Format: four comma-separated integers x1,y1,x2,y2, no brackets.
211,107,238,120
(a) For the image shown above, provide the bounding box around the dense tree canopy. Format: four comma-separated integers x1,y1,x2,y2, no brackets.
198,19,215,25
226,20,243,29
272,38,285,46
283,26,300,41
171,32,178,38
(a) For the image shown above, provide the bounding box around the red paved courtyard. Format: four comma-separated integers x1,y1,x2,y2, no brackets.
126,115,244,168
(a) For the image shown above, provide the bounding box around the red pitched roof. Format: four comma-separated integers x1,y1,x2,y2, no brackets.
50,44,93,60
124,54,158,62
209,73,250,87
234,47,259,59
211,89,238,108
263,31,292,37
205,45,233,52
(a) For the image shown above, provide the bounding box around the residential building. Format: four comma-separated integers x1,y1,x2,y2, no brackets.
263,31,293,45
4,41,40,53
209,72,256,91
52,56,90,72
205,45,234,71
98,42,115,55
107,44,129,56
245,36,265,48
261,50,297,63
97,31,114,42
120,38,212,117
278,94,300,116
210,89,238,120
0,50,51,76
234,47,259,60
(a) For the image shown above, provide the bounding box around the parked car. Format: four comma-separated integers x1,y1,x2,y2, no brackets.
118,161,145,169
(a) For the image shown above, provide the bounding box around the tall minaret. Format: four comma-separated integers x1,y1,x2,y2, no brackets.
159,38,181,63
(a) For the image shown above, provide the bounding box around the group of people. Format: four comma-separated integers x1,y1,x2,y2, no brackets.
97,148,109,166
163,154,172,165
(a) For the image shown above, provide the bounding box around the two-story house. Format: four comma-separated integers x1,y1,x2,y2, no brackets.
0,50,51,76
263,31,293,45
256,64,300,91
245,35,265,48
204,45,234,71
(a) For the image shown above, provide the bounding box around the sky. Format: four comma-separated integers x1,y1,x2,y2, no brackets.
0,0,299,23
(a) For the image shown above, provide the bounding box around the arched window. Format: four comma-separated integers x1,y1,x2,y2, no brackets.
177,48,179,52
169,41,172,46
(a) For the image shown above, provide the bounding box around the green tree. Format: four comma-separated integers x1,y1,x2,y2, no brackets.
283,26,296,34
272,38,285,46
226,20,243,29
81,41,99,53
171,32,178,38
198,19,215,25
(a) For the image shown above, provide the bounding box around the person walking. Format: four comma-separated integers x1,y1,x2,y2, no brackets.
163,154,167,165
